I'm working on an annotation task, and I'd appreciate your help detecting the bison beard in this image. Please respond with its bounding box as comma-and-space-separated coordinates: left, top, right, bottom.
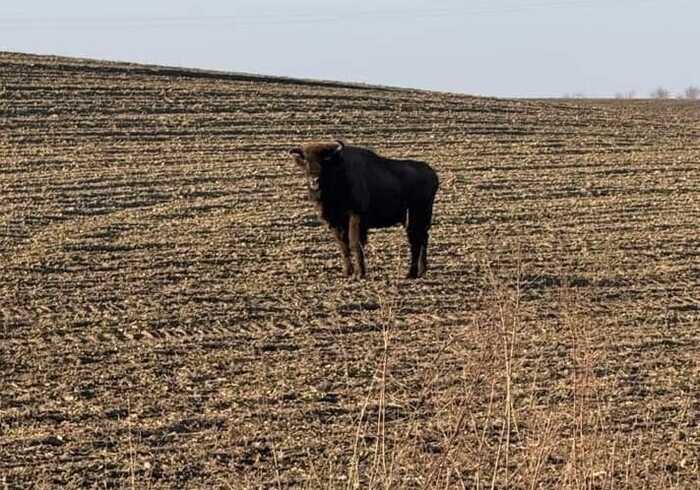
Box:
290, 140, 439, 279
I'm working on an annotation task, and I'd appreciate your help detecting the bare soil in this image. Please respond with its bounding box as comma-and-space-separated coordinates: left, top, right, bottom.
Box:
1, 52, 698, 489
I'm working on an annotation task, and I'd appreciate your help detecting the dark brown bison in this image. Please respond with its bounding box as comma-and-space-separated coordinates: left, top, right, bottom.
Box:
290, 140, 438, 278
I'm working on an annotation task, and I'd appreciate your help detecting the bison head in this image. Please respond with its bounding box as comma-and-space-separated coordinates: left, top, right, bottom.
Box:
289, 140, 344, 201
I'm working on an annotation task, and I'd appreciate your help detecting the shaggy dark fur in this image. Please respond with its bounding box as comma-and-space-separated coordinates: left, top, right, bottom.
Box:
290, 140, 439, 278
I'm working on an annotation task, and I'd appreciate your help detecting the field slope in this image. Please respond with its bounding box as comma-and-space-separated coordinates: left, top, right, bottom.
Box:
1, 52, 699, 488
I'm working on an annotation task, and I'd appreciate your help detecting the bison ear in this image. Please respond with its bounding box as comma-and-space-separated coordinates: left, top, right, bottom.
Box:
289, 147, 306, 167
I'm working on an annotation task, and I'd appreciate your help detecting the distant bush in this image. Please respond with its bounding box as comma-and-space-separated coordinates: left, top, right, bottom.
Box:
683, 85, 700, 100
650, 86, 671, 99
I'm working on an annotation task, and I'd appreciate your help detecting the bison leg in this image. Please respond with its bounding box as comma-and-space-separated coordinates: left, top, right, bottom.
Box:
348, 214, 366, 278
406, 207, 432, 279
418, 233, 429, 277
407, 228, 428, 279
331, 227, 353, 276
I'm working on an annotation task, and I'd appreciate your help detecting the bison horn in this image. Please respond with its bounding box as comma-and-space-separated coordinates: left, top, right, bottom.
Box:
333, 139, 345, 152
289, 147, 304, 158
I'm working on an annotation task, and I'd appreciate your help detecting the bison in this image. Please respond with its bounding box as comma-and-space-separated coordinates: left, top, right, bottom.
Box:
290, 140, 438, 279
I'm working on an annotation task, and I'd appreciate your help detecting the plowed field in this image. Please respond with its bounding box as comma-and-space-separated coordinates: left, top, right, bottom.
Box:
1, 52, 699, 489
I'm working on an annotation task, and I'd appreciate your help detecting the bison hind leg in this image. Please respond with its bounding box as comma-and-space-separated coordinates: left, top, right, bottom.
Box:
406, 226, 428, 279
406, 204, 433, 279
417, 239, 429, 277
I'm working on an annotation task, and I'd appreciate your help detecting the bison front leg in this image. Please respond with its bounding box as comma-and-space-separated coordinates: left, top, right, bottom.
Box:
331, 227, 353, 277
348, 214, 366, 278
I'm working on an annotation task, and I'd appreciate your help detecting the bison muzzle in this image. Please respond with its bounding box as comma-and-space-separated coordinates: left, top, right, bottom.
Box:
290, 140, 439, 279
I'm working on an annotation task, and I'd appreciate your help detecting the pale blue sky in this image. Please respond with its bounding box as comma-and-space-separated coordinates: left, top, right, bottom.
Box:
1, 0, 698, 97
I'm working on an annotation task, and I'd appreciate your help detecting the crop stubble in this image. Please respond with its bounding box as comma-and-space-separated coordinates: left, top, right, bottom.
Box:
1, 53, 699, 488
